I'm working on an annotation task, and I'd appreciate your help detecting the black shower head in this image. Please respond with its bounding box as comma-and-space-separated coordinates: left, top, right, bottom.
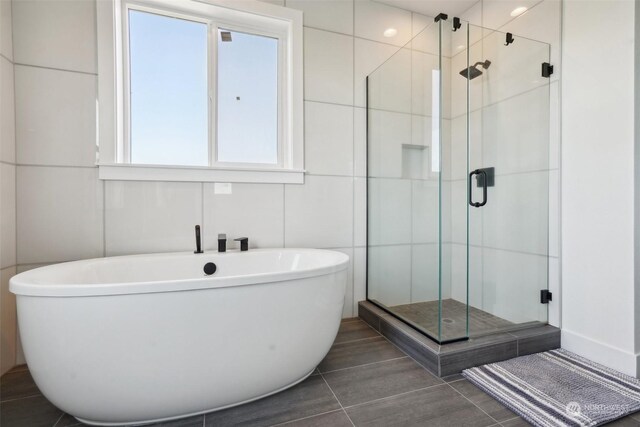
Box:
459, 60, 492, 80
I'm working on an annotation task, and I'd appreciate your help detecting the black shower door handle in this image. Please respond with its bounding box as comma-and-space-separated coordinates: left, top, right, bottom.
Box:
469, 169, 487, 208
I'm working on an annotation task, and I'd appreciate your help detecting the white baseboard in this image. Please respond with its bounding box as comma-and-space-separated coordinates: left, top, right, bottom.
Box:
561, 329, 638, 377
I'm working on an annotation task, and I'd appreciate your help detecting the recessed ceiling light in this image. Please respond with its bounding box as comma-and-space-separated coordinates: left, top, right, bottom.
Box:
510, 6, 528, 17
457, 45, 465, 50
383, 28, 398, 38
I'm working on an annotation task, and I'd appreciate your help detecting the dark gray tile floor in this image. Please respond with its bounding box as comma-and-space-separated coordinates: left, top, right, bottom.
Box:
1, 317, 639, 427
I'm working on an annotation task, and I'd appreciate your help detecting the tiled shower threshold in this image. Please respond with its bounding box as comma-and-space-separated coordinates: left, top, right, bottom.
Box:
359, 301, 561, 377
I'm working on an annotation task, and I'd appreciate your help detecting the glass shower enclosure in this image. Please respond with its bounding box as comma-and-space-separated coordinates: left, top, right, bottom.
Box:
366, 17, 551, 344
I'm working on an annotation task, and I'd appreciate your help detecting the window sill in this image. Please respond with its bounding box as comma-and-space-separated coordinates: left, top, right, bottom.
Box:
98, 164, 305, 184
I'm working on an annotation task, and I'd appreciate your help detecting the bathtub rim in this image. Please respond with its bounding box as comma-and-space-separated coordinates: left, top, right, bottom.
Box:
10, 248, 349, 298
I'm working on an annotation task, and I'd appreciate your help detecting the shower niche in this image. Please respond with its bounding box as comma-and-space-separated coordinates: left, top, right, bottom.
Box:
366, 16, 551, 344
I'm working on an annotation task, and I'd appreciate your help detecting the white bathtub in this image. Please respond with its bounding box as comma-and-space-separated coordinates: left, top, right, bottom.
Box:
10, 248, 349, 426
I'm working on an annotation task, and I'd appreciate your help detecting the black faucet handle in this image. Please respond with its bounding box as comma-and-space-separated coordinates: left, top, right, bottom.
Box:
194, 225, 203, 254
234, 237, 249, 251
218, 233, 227, 253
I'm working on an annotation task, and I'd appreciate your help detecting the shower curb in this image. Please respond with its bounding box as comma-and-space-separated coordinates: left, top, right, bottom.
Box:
358, 301, 561, 377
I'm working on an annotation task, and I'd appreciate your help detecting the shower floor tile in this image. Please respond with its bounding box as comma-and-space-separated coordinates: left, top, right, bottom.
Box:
1, 318, 633, 427
390, 298, 514, 341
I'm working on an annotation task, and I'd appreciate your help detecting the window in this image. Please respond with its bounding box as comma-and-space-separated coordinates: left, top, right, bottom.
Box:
97, 0, 304, 183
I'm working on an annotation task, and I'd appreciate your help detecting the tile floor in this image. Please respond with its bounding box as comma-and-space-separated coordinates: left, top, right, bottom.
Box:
1, 318, 639, 427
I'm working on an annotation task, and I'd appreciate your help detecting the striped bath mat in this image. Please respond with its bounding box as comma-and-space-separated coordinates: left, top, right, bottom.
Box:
463, 349, 640, 427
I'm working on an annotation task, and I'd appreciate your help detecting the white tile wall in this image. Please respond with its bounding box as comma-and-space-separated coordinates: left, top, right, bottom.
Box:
354, 0, 412, 47
335, 247, 354, 317
0, 0, 12, 60
12, 0, 97, 73
368, 178, 412, 246
284, 175, 353, 248
411, 243, 439, 302
368, 244, 411, 306
1, 56, 15, 164
1, 164, 16, 268
287, 0, 353, 34
354, 38, 401, 108
17, 167, 103, 264
1, 266, 17, 375
304, 101, 354, 176
15, 65, 97, 167
105, 181, 201, 256
304, 27, 353, 105
203, 183, 284, 250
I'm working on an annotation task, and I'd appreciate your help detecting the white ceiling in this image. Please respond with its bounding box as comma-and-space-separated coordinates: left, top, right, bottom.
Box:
374, 0, 479, 18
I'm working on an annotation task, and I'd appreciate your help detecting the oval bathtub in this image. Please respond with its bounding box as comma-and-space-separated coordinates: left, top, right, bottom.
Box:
10, 248, 349, 426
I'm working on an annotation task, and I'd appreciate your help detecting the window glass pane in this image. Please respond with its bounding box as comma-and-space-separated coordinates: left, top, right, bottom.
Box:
129, 10, 208, 166
217, 29, 278, 164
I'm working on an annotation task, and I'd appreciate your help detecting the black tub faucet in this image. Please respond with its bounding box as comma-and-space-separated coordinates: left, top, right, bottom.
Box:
235, 237, 249, 251
218, 234, 227, 253
194, 225, 203, 254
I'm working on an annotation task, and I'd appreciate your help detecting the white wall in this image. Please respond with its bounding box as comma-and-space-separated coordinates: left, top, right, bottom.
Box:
0, 0, 17, 376
562, 0, 637, 376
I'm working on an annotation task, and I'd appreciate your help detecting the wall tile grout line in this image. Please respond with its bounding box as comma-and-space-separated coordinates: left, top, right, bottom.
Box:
13, 62, 97, 76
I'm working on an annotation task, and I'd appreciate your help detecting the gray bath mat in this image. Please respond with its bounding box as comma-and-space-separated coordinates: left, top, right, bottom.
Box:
462, 349, 640, 427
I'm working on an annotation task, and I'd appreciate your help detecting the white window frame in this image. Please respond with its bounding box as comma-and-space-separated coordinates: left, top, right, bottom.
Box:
97, 0, 304, 184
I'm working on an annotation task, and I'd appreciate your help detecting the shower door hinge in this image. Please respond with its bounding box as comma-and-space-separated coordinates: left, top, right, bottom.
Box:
540, 290, 553, 304
542, 62, 554, 78
434, 12, 448, 22
452, 17, 461, 31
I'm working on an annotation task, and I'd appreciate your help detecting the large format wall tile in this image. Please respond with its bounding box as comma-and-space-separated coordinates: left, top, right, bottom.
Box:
1, 56, 15, 164
284, 175, 353, 248
105, 181, 201, 256
304, 28, 353, 105
354, 38, 402, 108
17, 166, 103, 264
367, 245, 411, 306
12, 0, 97, 73
368, 178, 412, 246
203, 183, 284, 250
287, 0, 353, 35
304, 102, 354, 176
0, 0, 12, 60
355, 1, 412, 47
15, 65, 97, 167
1, 164, 16, 268
1, 266, 17, 375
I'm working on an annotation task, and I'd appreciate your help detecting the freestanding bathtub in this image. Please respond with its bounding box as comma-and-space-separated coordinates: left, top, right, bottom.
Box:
10, 248, 349, 426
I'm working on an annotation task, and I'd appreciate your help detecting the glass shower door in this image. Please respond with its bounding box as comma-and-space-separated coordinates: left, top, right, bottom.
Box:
464, 25, 551, 334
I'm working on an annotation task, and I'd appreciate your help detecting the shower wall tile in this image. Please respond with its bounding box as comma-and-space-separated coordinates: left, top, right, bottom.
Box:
354, 177, 366, 247
335, 247, 355, 318
1, 56, 15, 164
481, 0, 541, 35
1, 164, 16, 269
368, 245, 411, 306
284, 175, 353, 249
17, 166, 103, 264
0, 0, 12, 60
481, 85, 550, 175
1, 266, 17, 375
354, 1, 412, 47
411, 244, 439, 302
287, 0, 353, 35
354, 38, 402, 108
12, 0, 97, 73
366, 47, 412, 114
15, 65, 97, 167
411, 179, 438, 244
368, 110, 411, 179
368, 178, 412, 246
304, 101, 354, 176
411, 16, 438, 55
304, 28, 354, 105
105, 181, 201, 256
203, 183, 284, 250
481, 172, 549, 256
354, 107, 367, 177
410, 50, 438, 117
353, 247, 366, 313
